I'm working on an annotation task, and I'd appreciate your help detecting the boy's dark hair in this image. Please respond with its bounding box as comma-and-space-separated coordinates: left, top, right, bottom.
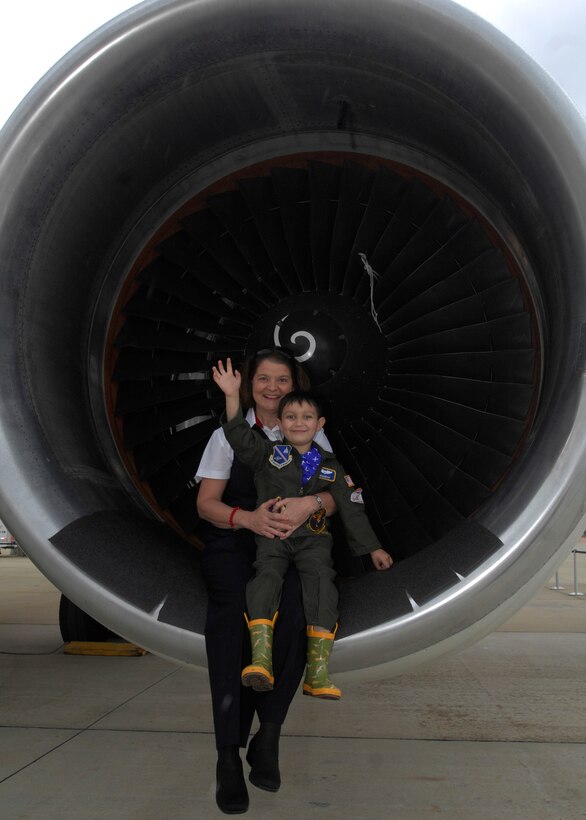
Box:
277, 390, 324, 419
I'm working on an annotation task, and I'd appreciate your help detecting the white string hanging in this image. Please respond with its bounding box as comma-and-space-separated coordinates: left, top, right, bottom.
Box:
358, 252, 382, 332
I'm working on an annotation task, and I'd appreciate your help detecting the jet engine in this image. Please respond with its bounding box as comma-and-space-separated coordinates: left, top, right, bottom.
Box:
1, 0, 586, 679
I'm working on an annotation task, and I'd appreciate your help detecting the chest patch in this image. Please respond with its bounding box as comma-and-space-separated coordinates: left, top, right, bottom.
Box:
269, 444, 293, 469
319, 467, 336, 482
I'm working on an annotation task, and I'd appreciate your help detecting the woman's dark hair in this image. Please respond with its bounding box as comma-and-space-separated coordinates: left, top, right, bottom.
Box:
239, 347, 311, 408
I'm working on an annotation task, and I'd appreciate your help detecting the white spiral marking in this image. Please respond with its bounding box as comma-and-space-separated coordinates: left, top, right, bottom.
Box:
290, 331, 316, 362
273, 317, 317, 363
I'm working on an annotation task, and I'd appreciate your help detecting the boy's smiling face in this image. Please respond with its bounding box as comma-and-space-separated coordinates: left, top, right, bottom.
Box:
278, 400, 325, 452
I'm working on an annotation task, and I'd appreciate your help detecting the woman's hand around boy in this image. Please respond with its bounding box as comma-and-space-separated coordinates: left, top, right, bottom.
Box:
239, 499, 292, 538
243, 496, 318, 539
370, 549, 393, 570
273, 495, 322, 538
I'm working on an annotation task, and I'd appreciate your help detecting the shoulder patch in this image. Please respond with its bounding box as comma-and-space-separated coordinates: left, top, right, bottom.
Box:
319, 467, 336, 482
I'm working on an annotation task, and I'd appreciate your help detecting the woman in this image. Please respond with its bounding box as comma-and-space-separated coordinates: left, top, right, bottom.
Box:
196, 348, 335, 814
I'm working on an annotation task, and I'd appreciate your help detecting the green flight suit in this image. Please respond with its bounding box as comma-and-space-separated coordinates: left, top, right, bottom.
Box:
223, 409, 382, 630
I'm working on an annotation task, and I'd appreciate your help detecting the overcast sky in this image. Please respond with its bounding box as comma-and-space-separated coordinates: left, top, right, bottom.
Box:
0, 0, 584, 131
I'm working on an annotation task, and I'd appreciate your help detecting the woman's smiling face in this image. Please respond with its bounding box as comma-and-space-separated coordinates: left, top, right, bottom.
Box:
251, 358, 294, 419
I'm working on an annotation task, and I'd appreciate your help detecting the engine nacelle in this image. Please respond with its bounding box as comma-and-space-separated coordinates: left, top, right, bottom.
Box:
1, 0, 586, 679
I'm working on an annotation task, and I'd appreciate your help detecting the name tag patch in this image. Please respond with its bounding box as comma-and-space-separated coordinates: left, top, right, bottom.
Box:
269, 444, 292, 469
319, 467, 336, 482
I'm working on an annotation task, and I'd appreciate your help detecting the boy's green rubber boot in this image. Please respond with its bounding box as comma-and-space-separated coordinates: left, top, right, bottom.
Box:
302, 625, 342, 699
241, 613, 277, 692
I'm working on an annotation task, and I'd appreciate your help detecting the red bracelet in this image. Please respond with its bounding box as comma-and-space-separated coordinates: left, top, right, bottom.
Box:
229, 506, 241, 528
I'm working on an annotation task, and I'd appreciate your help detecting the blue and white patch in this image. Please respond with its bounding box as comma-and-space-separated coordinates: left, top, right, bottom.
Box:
319, 467, 336, 482
269, 444, 293, 469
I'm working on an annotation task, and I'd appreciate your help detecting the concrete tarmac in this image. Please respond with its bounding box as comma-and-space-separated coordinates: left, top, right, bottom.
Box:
1, 550, 585, 819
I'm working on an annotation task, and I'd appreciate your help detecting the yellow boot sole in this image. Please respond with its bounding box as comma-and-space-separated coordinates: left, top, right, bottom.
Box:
302, 682, 341, 699
242, 664, 274, 691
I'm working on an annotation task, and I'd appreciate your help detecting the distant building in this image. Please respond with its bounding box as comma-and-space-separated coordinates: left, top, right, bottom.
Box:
0, 519, 16, 545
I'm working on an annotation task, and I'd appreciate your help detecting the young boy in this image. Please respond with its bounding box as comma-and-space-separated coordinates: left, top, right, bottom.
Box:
212, 358, 393, 700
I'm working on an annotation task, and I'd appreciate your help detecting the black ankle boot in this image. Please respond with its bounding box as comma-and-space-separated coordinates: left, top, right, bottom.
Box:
246, 722, 281, 792
216, 745, 249, 814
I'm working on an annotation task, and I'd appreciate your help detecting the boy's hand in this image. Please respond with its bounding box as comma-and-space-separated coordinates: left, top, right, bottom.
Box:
370, 549, 393, 571
212, 358, 241, 397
